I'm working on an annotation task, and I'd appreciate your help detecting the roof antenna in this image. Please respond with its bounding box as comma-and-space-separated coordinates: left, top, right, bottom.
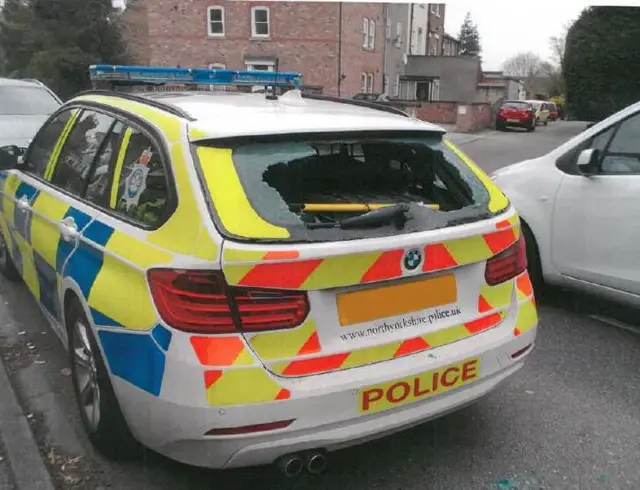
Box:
266, 60, 279, 101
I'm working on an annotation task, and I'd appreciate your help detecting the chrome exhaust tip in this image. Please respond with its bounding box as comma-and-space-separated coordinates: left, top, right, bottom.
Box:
276, 454, 304, 478
306, 451, 328, 475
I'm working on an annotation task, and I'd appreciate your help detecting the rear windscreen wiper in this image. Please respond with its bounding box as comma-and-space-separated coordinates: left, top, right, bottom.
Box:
305, 203, 411, 230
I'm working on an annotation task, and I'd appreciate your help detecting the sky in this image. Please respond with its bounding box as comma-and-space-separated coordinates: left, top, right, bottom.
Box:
443, 0, 637, 71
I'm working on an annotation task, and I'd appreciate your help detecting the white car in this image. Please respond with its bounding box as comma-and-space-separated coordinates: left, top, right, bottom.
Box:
492, 101, 640, 309
0, 64, 538, 475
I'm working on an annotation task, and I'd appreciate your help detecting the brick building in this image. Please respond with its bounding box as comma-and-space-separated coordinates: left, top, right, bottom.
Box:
121, 0, 384, 97
425, 3, 445, 56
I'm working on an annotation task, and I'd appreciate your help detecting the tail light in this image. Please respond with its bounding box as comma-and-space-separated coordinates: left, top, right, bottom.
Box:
485, 236, 527, 286
148, 269, 309, 334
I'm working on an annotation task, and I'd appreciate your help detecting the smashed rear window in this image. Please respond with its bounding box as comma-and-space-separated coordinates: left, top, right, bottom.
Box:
194, 131, 494, 243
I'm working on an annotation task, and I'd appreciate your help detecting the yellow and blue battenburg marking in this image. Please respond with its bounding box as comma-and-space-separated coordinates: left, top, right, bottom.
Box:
1, 180, 176, 397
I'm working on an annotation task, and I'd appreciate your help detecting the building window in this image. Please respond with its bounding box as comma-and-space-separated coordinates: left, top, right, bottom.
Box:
384, 75, 389, 95
361, 73, 367, 93
362, 18, 369, 48
430, 4, 436, 14
396, 22, 402, 47
394, 73, 400, 97
207, 6, 225, 37
208, 63, 226, 70
251, 6, 270, 38
245, 62, 274, 72
435, 4, 441, 17
386, 19, 391, 40
368, 20, 375, 50
366, 73, 374, 93
417, 27, 423, 55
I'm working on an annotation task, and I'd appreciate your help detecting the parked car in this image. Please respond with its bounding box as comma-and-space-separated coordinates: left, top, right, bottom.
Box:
0, 64, 538, 474
547, 102, 559, 121
526, 100, 550, 126
0, 78, 62, 148
491, 100, 640, 309
495, 101, 536, 132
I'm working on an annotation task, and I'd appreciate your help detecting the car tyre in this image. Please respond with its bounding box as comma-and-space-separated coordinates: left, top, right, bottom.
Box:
521, 223, 544, 294
527, 121, 535, 132
67, 300, 143, 461
0, 228, 21, 282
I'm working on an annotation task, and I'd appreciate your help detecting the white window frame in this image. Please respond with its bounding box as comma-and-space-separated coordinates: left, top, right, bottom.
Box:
430, 4, 436, 14
251, 6, 270, 38
366, 73, 374, 93
362, 18, 369, 48
208, 62, 226, 70
361, 73, 367, 93
245, 60, 275, 72
384, 75, 390, 95
435, 4, 441, 17
396, 22, 402, 47
386, 19, 391, 40
394, 73, 400, 97
207, 6, 225, 37
368, 20, 376, 50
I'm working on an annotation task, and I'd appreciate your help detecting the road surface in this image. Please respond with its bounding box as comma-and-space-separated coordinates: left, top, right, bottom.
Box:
1, 121, 638, 490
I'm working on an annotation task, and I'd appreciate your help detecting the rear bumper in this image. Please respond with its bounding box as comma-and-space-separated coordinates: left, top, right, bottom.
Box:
499, 118, 533, 128
112, 314, 537, 469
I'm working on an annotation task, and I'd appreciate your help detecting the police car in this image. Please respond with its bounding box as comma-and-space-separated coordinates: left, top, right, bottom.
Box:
0, 65, 538, 475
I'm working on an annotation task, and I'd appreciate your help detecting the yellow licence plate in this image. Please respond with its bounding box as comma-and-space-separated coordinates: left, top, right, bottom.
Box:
358, 357, 481, 414
337, 275, 457, 327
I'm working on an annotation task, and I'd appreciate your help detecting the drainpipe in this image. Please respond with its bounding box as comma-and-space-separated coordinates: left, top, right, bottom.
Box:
409, 4, 414, 55
381, 3, 387, 93
337, 2, 343, 97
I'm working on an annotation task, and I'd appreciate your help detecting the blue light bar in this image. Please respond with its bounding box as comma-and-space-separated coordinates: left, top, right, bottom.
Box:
89, 64, 302, 89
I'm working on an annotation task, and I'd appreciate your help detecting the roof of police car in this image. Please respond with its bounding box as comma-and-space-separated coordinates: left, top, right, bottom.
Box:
93, 90, 445, 138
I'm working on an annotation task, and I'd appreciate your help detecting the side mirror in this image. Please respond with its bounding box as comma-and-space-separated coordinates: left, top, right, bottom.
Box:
577, 148, 600, 176
0, 145, 24, 170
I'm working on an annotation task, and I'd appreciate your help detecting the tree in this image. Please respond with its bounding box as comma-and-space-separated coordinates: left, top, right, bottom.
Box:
458, 12, 481, 56
0, 0, 131, 100
502, 52, 544, 78
549, 30, 568, 68
564, 6, 640, 121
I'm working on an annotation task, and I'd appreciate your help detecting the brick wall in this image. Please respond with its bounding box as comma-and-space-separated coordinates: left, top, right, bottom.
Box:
416, 102, 457, 124
120, 0, 150, 64
415, 101, 492, 132
454, 103, 492, 133
126, 0, 384, 97
426, 3, 445, 55
339, 2, 384, 96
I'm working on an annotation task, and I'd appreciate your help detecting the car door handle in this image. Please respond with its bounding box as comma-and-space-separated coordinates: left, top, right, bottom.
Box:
58, 217, 79, 242
16, 196, 30, 211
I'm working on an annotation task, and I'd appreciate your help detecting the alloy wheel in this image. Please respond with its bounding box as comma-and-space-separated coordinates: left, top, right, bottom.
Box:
72, 320, 101, 432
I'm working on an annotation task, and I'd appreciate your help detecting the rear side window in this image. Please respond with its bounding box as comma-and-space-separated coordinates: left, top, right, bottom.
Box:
195, 132, 494, 243
111, 128, 170, 227
51, 110, 116, 196
85, 121, 126, 206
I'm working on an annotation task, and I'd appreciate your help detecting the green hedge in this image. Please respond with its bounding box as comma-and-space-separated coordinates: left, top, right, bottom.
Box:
565, 7, 640, 121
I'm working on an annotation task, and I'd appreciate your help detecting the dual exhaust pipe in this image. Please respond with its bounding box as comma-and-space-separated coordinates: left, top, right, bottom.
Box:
276, 450, 327, 477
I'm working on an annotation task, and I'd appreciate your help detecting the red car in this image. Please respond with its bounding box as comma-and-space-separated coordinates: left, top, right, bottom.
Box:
548, 102, 559, 121
495, 101, 536, 132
